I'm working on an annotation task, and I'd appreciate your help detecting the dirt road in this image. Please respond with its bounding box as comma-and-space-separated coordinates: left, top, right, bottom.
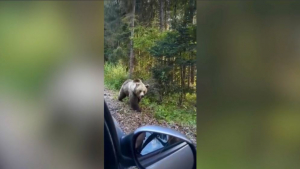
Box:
104, 88, 197, 145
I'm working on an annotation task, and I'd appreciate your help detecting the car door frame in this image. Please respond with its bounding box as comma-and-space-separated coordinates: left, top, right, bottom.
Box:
104, 101, 136, 169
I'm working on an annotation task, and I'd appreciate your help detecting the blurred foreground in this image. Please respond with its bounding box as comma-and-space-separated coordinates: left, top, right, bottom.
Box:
198, 1, 300, 169
0, 1, 104, 169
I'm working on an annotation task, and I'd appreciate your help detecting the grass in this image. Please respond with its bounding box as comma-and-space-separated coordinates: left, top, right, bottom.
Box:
104, 61, 128, 90
141, 97, 196, 127
104, 62, 196, 127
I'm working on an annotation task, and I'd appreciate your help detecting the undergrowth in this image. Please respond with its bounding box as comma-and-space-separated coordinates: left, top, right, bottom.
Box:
104, 62, 127, 90
141, 97, 196, 127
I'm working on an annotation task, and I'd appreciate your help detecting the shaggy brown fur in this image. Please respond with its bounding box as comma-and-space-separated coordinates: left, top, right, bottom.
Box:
118, 79, 149, 112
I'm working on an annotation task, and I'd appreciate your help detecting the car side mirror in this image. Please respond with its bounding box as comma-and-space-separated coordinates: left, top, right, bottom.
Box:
130, 126, 196, 169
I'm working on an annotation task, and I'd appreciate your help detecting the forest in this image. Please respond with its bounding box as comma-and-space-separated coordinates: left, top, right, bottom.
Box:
104, 0, 197, 127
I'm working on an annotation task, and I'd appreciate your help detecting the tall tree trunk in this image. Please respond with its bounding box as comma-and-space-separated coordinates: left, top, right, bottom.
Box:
174, 3, 177, 25
165, 0, 171, 30
179, 65, 185, 106
129, 0, 136, 78
182, 0, 196, 26
182, 65, 186, 88
159, 0, 165, 32
164, 0, 167, 30
183, 65, 186, 102
168, 57, 173, 82
188, 64, 191, 87
188, 0, 196, 24
173, 57, 176, 82
138, 50, 141, 72
191, 63, 195, 85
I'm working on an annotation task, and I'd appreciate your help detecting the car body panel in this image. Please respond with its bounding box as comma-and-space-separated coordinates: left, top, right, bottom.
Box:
105, 101, 196, 169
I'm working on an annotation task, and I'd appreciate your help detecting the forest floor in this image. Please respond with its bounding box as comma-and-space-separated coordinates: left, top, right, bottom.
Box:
104, 87, 197, 146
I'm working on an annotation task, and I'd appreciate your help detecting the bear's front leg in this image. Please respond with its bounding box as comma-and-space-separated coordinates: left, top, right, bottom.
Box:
133, 104, 141, 112
129, 93, 141, 112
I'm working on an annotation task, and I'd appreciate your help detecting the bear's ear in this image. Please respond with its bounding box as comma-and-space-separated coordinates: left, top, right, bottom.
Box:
145, 84, 149, 88
133, 79, 141, 83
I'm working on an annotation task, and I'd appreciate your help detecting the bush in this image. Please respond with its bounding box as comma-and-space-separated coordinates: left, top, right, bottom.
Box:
104, 62, 128, 90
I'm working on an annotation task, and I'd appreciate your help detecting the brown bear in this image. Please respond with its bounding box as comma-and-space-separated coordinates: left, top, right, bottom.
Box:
118, 79, 149, 112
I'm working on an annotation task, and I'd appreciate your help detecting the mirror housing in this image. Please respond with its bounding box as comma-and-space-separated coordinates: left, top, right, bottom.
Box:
130, 125, 196, 169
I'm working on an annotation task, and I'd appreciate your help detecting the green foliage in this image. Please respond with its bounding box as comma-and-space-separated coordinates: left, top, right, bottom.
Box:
151, 65, 176, 99
133, 25, 162, 51
104, 1, 130, 64
104, 0, 197, 126
149, 31, 180, 58
104, 62, 128, 90
148, 23, 196, 104
141, 97, 196, 126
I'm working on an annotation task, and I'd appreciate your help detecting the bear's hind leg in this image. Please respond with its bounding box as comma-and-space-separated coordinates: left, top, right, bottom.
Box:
118, 90, 126, 101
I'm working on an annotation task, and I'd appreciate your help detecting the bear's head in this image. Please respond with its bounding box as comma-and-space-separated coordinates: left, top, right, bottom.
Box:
133, 79, 149, 99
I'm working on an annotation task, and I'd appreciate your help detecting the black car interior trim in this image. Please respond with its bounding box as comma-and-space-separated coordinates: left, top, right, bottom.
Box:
105, 101, 136, 168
